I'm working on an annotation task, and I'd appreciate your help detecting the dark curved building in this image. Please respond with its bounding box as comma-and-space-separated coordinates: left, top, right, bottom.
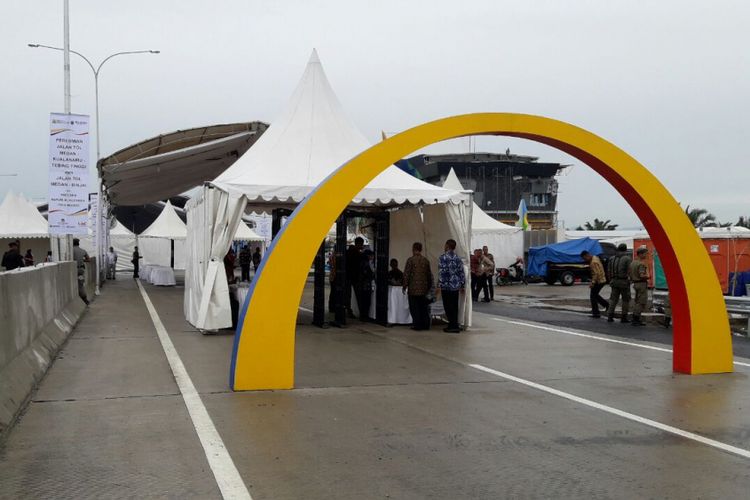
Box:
400, 152, 567, 230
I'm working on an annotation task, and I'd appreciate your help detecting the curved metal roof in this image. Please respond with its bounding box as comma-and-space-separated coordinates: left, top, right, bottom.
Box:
99, 122, 268, 206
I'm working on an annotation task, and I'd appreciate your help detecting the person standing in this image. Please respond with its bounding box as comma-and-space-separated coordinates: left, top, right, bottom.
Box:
239, 245, 252, 281
2, 241, 25, 270
388, 258, 404, 286
470, 249, 482, 302
72, 238, 90, 305
403, 242, 433, 330
131, 246, 142, 279
581, 250, 608, 318
629, 246, 651, 326
106, 246, 117, 280
252, 247, 262, 273
23, 249, 34, 267
224, 248, 236, 284
345, 237, 365, 317
479, 248, 495, 302
357, 249, 376, 321
438, 239, 466, 333
45, 250, 54, 263
606, 243, 632, 323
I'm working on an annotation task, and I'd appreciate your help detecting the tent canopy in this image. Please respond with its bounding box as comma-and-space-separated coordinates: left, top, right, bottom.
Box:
212, 50, 463, 208
99, 122, 268, 206
233, 222, 264, 241
110, 218, 135, 237
140, 200, 187, 239
527, 237, 603, 277
0, 191, 49, 238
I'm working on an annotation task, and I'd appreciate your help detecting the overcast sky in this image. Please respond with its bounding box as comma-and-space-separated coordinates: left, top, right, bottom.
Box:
2, 0, 748, 228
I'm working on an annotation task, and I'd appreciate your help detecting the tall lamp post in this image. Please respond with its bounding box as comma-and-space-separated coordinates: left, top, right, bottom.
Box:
28, 43, 159, 294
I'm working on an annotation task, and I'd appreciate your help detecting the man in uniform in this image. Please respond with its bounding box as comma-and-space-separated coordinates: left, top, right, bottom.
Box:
606, 243, 632, 323
581, 250, 608, 318
629, 246, 651, 326
72, 238, 90, 305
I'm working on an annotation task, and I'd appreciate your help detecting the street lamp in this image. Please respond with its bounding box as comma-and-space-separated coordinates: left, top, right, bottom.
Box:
28, 43, 159, 294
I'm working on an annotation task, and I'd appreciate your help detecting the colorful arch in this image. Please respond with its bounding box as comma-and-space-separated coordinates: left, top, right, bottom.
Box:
230, 113, 733, 391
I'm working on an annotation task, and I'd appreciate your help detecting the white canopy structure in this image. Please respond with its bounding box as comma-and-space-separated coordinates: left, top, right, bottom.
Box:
0, 192, 51, 266
442, 169, 524, 266
0, 192, 49, 238
185, 50, 471, 330
233, 222, 264, 242
138, 201, 188, 269
140, 201, 187, 240
80, 219, 138, 272
212, 49, 463, 208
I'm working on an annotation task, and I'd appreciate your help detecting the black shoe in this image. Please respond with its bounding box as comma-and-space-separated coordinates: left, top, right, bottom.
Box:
631, 320, 644, 326
482, 298, 491, 303
607, 316, 614, 323
621, 318, 630, 324
590, 314, 601, 318
443, 327, 460, 333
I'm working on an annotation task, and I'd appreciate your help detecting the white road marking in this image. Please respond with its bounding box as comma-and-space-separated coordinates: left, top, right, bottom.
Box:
469, 363, 750, 460
136, 281, 252, 500
491, 317, 750, 368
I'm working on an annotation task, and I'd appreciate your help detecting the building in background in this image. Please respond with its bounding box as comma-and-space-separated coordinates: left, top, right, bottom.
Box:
400, 152, 567, 230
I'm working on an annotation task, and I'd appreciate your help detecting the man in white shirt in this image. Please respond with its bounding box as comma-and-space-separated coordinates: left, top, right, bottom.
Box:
107, 246, 118, 280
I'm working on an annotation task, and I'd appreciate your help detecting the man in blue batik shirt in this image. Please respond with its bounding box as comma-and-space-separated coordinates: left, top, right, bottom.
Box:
438, 239, 466, 333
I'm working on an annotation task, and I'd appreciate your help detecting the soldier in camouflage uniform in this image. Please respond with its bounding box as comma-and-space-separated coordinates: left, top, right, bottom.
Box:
629, 246, 651, 326
607, 243, 632, 323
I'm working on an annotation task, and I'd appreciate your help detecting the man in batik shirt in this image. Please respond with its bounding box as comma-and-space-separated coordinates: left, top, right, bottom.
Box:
438, 239, 466, 333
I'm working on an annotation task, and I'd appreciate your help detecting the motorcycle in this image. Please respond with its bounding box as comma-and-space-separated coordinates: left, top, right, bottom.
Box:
496, 262, 527, 286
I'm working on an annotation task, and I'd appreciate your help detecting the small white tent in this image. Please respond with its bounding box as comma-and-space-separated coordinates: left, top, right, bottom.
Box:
0, 192, 50, 266
139, 201, 188, 269
233, 221, 264, 242
442, 169, 524, 267
79, 218, 137, 272
185, 50, 471, 330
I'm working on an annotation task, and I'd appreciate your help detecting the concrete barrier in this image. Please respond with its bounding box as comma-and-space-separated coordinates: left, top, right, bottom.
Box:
0, 262, 86, 433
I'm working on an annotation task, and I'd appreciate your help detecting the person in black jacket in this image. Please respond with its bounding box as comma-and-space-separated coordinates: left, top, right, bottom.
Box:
131, 247, 143, 279
345, 237, 365, 317
1, 241, 25, 271
357, 249, 375, 321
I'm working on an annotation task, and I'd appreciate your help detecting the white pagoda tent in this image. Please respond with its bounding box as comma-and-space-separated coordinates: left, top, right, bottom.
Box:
185, 50, 471, 330
0, 192, 50, 265
139, 200, 188, 269
442, 169, 524, 266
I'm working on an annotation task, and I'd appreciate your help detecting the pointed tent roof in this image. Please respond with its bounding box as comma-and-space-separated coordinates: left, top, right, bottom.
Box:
233, 221, 264, 241
110, 218, 135, 238
213, 50, 463, 206
0, 191, 49, 238
140, 201, 187, 239
443, 169, 520, 234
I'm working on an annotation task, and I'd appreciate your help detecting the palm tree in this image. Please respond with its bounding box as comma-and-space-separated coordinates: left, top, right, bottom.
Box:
684, 205, 717, 228
737, 216, 750, 229
580, 218, 619, 231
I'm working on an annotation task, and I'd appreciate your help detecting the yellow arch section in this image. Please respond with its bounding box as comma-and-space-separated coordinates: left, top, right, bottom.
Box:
230, 113, 733, 390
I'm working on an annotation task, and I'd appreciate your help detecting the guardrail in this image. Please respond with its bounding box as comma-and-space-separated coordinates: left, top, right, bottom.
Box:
653, 290, 750, 332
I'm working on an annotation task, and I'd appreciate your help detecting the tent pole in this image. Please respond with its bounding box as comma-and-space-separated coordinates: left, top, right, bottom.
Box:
375, 212, 390, 326
170, 238, 174, 269
332, 214, 347, 326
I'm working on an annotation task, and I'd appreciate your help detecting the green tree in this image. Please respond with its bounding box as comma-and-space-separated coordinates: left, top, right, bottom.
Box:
580, 218, 619, 231
684, 205, 717, 228
737, 216, 750, 229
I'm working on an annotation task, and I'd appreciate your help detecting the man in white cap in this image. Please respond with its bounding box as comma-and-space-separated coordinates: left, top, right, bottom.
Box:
629, 246, 651, 326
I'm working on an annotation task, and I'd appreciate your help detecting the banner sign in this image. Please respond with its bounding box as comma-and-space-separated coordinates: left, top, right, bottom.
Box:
48, 113, 90, 234
247, 214, 273, 242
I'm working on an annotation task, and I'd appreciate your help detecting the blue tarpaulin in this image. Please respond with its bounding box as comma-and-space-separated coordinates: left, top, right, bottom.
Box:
729, 272, 750, 296
527, 238, 604, 277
